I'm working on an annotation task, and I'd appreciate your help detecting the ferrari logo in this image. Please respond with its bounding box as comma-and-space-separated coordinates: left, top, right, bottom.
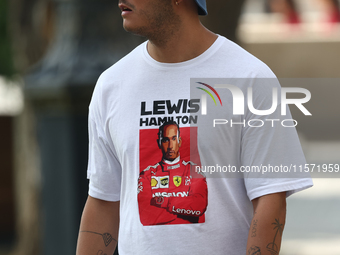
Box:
173, 176, 182, 187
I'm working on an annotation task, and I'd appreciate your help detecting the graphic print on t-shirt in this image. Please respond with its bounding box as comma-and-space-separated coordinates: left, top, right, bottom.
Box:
138, 118, 208, 226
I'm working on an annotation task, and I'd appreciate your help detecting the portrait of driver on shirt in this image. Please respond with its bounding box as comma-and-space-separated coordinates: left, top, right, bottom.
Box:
138, 121, 208, 226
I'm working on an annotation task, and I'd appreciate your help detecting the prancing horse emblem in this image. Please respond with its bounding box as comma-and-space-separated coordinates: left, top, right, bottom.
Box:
173, 176, 182, 187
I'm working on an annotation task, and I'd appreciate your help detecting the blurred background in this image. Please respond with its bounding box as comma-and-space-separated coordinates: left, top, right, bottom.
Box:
0, 0, 339, 254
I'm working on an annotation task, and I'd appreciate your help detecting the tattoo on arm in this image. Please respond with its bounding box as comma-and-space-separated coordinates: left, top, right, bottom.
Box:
266, 218, 283, 255
251, 219, 258, 237
248, 245, 261, 255
80, 231, 117, 247
97, 251, 107, 255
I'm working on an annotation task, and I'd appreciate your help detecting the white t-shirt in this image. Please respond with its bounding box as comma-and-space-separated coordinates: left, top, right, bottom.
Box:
87, 35, 312, 255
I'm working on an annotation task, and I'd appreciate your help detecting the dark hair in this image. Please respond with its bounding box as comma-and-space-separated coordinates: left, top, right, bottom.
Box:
158, 121, 180, 141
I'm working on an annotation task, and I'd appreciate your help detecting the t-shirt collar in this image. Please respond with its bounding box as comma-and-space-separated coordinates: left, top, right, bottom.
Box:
163, 155, 180, 165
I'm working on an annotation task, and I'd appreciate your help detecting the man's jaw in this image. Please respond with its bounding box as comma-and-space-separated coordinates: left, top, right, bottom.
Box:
166, 150, 176, 159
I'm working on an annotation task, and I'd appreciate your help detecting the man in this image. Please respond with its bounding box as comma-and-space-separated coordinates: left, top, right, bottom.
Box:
138, 121, 208, 225
77, 1, 312, 254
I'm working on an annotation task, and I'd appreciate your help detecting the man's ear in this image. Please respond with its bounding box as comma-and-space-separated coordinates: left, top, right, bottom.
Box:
178, 137, 182, 147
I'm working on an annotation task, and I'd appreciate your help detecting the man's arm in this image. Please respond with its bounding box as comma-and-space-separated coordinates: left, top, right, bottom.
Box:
76, 196, 119, 255
246, 192, 286, 255
166, 175, 208, 216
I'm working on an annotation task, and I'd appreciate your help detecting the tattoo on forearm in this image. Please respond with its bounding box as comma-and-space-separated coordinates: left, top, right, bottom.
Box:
266, 218, 283, 255
251, 219, 258, 237
248, 245, 261, 255
80, 231, 116, 247
97, 250, 107, 255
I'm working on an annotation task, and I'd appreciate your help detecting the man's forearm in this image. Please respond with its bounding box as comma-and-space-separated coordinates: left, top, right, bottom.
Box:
76, 196, 119, 255
246, 192, 286, 255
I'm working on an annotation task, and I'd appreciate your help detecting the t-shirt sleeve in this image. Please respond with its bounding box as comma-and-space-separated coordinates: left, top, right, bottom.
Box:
241, 78, 313, 201
87, 81, 122, 202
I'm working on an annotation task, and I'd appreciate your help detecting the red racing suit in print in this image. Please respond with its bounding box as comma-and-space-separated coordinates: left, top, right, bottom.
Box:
138, 157, 208, 226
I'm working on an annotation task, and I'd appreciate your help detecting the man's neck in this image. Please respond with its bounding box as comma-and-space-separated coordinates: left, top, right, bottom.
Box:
163, 156, 180, 165
147, 20, 217, 63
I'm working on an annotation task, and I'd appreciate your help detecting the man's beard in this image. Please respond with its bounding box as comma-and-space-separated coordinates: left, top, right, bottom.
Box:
124, 1, 181, 46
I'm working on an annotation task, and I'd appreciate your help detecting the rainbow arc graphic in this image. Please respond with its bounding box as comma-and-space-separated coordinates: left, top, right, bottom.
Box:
196, 82, 223, 106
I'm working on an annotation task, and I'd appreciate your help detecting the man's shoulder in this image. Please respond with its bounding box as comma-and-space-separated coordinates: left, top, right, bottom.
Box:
98, 41, 147, 82
216, 36, 276, 78
141, 162, 161, 175
181, 159, 196, 167
90, 41, 146, 101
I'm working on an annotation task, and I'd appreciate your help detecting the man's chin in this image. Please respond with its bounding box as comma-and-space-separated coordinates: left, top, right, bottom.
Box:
122, 23, 133, 33
123, 22, 145, 37
164, 156, 176, 162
